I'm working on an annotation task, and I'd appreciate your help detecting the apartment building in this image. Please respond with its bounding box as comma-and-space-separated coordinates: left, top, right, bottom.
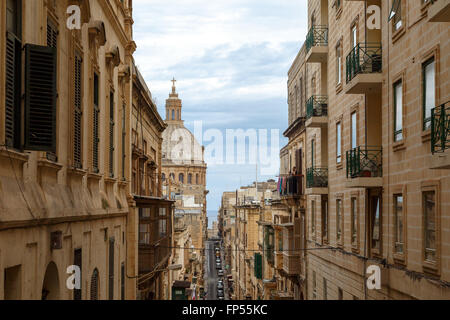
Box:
0, 0, 134, 299
131, 66, 174, 300
285, 0, 450, 300
218, 191, 237, 278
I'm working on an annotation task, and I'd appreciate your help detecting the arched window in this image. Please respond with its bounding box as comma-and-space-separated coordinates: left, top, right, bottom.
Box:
90, 269, 99, 300
188, 174, 192, 184
161, 173, 166, 181
172, 109, 175, 120
179, 173, 184, 183
170, 173, 175, 181
196, 174, 199, 184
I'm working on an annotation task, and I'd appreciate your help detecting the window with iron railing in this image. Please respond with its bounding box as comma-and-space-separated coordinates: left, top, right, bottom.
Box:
431, 103, 449, 154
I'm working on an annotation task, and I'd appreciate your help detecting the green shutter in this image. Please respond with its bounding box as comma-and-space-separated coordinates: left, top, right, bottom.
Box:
4, 32, 19, 148
24, 44, 57, 152
109, 92, 115, 177
73, 54, 82, 168
93, 73, 99, 173
254, 253, 262, 280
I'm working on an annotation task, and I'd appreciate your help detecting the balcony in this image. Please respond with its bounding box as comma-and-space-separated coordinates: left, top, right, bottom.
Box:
279, 175, 303, 199
345, 43, 382, 94
282, 225, 300, 276
306, 167, 328, 195
430, 103, 450, 169
346, 146, 383, 188
428, 0, 450, 22
305, 25, 328, 63
274, 251, 283, 271
306, 96, 328, 128
271, 291, 294, 300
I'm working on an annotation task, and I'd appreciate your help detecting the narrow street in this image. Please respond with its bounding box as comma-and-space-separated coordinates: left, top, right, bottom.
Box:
205, 240, 218, 300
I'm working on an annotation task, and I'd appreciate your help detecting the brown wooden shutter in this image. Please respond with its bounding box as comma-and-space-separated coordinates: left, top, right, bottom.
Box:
73, 53, 82, 168
90, 269, 99, 300
93, 73, 99, 173
108, 238, 115, 300
74, 249, 82, 300
109, 92, 115, 177
24, 44, 57, 152
5, 32, 19, 147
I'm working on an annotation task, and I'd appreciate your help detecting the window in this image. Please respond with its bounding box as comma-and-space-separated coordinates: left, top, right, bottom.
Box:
172, 109, 175, 120
338, 287, 343, 300
351, 24, 357, 49
394, 80, 403, 141
423, 191, 436, 262
423, 58, 435, 130
90, 269, 99, 300
93, 73, 100, 173
162, 173, 166, 181
196, 174, 199, 184
109, 91, 115, 177
322, 197, 328, 242
170, 173, 175, 181
73, 52, 83, 168
311, 200, 316, 236
351, 197, 358, 245
336, 199, 342, 242
4, 265, 21, 300
336, 122, 342, 163
394, 195, 404, 254
336, 44, 342, 85
159, 207, 167, 237
179, 173, 184, 183
139, 223, 150, 245
121, 104, 126, 180
371, 196, 381, 252
188, 173, 192, 184
311, 139, 315, 168
323, 278, 327, 300
351, 112, 357, 149
391, 0, 402, 31
312, 271, 317, 299
108, 238, 115, 300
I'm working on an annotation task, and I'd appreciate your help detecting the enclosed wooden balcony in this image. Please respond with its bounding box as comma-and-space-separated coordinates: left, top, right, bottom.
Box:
305, 26, 328, 63
346, 146, 383, 188
345, 43, 382, 94
430, 103, 450, 169
306, 96, 328, 128
274, 251, 283, 270
281, 224, 301, 276
428, 0, 450, 22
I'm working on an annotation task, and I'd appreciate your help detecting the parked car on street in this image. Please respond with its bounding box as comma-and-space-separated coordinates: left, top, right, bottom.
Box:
217, 282, 224, 290
218, 270, 224, 276
216, 263, 221, 269
217, 289, 224, 297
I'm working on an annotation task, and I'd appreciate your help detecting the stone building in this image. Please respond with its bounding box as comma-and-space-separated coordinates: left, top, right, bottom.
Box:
161, 80, 208, 299
283, 0, 450, 300
0, 0, 134, 300
130, 66, 174, 300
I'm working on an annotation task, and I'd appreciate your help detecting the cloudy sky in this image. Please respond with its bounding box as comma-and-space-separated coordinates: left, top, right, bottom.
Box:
133, 0, 308, 224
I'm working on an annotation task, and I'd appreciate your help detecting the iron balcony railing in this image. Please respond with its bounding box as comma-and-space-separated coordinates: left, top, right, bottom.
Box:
346, 43, 382, 83
279, 175, 303, 197
306, 95, 328, 120
306, 167, 328, 188
431, 102, 450, 154
305, 25, 328, 53
346, 146, 383, 179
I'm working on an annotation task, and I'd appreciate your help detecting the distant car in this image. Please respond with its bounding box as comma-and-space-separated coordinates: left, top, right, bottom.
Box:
217, 283, 224, 290
218, 296, 225, 300
216, 258, 221, 263
216, 263, 221, 269
217, 289, 224, 297
217, 279, 224, 285
218, 270, 224, 276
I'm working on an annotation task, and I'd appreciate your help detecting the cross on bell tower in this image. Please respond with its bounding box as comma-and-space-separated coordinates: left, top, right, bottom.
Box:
166, 78, 183, 123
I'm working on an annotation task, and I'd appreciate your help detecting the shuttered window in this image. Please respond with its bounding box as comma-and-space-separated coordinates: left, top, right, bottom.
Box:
5, 0, 21, 148
24, 44, 57, 152
90, 269, 99, 300
108, 238, 115, 300
109, 92, 115, 177
93, 73, 100, 173
46, 19, 58, 161
121, 263, 125, 300
254, 253, 262, 280
73, 53, 82, 167
122, 103, 126, 180
74, 249, 82, 300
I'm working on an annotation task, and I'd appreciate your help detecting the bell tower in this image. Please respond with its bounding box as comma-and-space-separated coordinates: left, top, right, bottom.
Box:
165, 78, 183, 124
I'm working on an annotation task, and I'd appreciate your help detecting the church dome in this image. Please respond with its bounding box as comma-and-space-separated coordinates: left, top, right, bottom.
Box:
161, 79, 204, 166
